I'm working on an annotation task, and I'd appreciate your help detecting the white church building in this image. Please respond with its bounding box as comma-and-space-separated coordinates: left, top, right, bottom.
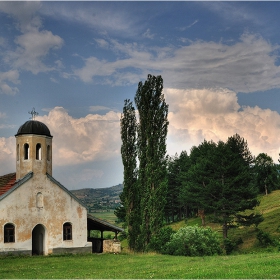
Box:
0, 112, 123, 255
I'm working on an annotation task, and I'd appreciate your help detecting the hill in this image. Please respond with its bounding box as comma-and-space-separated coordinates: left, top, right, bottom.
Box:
168, 189, 280, 253
71, 184, 123, 214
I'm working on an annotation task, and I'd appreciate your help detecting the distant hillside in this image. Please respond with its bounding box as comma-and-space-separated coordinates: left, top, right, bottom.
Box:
169, 189, 280, 254
71, 184, 123, 213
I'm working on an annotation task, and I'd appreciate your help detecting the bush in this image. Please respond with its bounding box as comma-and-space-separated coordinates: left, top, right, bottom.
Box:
148, 227, 175, 253
223, 238, 236, 255
164, 225, 222, 256
256, 229, 274, 246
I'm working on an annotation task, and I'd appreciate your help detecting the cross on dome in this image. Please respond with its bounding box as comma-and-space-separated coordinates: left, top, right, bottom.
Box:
28, 108, 39, 120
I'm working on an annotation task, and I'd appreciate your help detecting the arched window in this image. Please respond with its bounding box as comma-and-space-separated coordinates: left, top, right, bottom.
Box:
36, 192, 43, 208
63, 223, 72, 240
47, 145, 51, 161
24, 143, 29, 160
36, 143, 41, 160
17, 144, 19, 161
4, 223, 15, 243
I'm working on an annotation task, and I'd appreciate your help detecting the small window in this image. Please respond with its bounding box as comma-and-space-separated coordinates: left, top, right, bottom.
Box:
17, 144, 19, 161
63, 223, 72, 240
24, 143, 29, 160
47, 145, 51, 161
36, 143, 41, 160
4, 223, 15, 243
36, 192, 43, 208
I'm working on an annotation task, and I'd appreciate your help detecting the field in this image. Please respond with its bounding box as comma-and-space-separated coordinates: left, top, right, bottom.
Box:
92, 210, 117, 225
2, 191, 280, 279
1, 252, 280, 278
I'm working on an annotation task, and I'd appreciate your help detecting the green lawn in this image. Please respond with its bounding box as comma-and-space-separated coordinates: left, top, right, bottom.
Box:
1, 252, 280, 278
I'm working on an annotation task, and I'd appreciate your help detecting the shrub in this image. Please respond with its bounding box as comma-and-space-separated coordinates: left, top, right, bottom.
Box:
256, 229, 274, 246
223, 238, 236, 255
148, 227, 175, 253
165, 225, 222, 256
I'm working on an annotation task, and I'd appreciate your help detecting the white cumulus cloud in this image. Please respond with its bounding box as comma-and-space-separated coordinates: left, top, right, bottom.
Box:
37, 107, 121, 166
165, 88, 280, 162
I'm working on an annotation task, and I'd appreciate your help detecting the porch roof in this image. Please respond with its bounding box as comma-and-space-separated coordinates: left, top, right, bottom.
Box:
87, 213, 124, 233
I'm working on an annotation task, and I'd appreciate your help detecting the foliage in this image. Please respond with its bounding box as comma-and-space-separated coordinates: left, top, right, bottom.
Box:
256, 229, 275, 247
114, 205, 126, 223
148, 226, 175, 253
223, 237, 243, 255
179, 134, 261, 238
120, 99, 140, 250
164, 225, 222, 256
223, 238, 236, 255
254, 153, 279, 195
165, 151, 191, 222
135, 74, 169, 250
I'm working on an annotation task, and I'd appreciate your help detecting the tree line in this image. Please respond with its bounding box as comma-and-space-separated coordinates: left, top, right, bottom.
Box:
117, 74, 280, 251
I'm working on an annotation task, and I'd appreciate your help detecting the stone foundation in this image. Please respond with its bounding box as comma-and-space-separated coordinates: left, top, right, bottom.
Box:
103, 239, 121, 253
52, 246, 92, 255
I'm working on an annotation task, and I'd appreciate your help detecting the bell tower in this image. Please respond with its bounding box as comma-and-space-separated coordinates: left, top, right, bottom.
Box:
15, 109, 53, 180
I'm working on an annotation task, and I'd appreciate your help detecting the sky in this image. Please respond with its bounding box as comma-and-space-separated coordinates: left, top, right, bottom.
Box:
1, 1, 280, 190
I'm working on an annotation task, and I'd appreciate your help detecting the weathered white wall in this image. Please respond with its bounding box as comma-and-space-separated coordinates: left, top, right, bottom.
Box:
0, 175, 91, 255
16, 134, 52, 180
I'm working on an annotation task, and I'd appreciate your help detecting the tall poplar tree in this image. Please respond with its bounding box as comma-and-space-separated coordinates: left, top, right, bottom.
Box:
135, 74, 169, 249
120, 99, 140, 250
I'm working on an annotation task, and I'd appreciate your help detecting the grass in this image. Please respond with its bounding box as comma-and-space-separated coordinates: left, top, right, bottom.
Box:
2, 191, 280, 279
1, 252, 280, 279
91, 210, 119, 225
166, 190, 280, 253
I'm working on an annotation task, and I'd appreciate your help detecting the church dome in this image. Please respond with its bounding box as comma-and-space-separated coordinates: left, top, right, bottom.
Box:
15, 120, 52, 137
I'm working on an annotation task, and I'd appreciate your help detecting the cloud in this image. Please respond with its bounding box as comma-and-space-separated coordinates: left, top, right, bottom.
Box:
0, 107, 123, 188
165, 88, 280, 162
40, 2, 140, 37
0, 112, 6, 119
0, 1, 42, 32
143, 28, 155, 39
89, 106, 112, 113
38, 107, 121, 166
94, 39, 109, 49
72, 33, 280, 93
0, 70, 20, 95
178, 20, 199, 31
0, 2, 64, 75
0, 136, 15, 175
1, 98, 280, 187
6, 30, 63, 74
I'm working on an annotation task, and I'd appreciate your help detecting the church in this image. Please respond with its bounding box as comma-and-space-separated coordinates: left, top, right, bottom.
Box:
0, 111, 123, 255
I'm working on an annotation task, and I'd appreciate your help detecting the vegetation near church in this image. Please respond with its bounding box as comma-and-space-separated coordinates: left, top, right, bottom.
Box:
120, 76, 280, 255
120, 74, 169, 251
179, 134, 262, 239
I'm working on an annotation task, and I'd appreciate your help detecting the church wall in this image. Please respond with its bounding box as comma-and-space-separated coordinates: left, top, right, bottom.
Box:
0, 176, 91, 255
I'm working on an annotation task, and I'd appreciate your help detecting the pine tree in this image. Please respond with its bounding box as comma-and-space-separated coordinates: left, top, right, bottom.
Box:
254, 153, 279, 195
180, 135, 261, 238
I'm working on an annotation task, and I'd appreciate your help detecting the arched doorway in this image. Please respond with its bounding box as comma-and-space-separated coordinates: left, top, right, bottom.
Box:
32, 224, 45, 255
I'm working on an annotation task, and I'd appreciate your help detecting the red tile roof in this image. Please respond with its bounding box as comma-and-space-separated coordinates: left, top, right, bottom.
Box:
0, 173, 16, 196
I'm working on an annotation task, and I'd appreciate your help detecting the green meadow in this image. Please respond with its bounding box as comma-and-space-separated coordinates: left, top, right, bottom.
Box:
1, 190, 280, 279
1, 252, 280, 279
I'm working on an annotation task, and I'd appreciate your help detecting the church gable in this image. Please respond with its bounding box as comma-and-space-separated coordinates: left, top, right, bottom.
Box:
0, 172, 33, 200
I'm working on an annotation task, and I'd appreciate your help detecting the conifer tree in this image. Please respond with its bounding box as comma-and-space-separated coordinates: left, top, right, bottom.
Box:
180, 134, 261, 238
